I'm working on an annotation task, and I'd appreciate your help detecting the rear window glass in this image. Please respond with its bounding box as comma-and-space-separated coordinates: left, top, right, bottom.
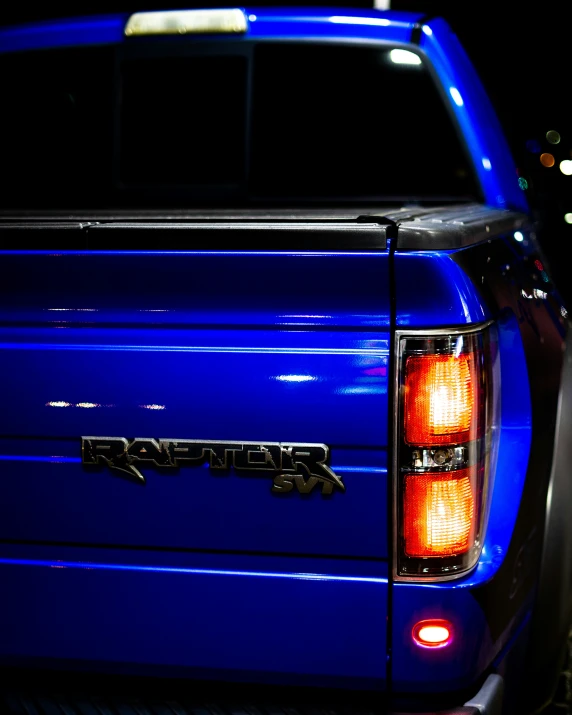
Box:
120, 56, 247, 185
0, 41, 479, 208
251, 43, 474, 200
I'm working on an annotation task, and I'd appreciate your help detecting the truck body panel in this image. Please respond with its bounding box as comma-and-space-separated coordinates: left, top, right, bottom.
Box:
0, 8, 568, 713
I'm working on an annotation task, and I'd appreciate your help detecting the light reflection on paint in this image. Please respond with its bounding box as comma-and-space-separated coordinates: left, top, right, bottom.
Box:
449, 87, 464, 107
76, 402, 99, 408
274, 374, 316, 382
0, 455, 81, 463
337, 386, 386, 395
329, 15, 390, 26
0, 556, 388, 583
389, 49, 422, 65
46, 401, 72, 408
139, 404, 166, 410
3, 344, 384, 355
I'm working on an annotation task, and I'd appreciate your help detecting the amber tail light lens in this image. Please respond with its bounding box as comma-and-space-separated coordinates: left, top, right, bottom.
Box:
395, 325, 498, 579
404, 352, 481, 445
403, 467, 477, 557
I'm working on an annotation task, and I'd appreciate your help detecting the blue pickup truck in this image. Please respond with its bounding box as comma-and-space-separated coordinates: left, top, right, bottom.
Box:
0, 6, 570, 715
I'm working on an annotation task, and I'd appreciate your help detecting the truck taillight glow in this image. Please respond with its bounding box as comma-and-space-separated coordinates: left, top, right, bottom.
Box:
412, 620, 453, 648
404, 353, 478, 445
395, 325, 499, 579
403, 468, 476, 557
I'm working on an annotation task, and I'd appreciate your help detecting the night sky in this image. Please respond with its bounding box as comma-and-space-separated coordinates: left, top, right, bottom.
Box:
1, 0, 570, 299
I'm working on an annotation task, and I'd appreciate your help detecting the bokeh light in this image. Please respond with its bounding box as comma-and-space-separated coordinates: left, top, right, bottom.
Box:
560, 160, 572, 175
546, 130, 561, 144
564, 213, 572, 224
540, 153, 555, 167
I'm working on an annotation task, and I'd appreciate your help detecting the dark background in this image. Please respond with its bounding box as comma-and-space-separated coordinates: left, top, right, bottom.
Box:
1, 0, 570, 298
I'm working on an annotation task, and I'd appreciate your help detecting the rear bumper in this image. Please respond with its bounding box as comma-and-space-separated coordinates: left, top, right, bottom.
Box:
463, 675, 504, 715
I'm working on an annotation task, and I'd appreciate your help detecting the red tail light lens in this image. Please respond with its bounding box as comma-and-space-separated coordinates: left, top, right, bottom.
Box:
412, 619, 453, 648
395, 325, 498, 579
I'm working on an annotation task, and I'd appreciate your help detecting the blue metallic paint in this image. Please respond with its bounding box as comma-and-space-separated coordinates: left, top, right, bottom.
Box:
0, 5, 550, 701
393, 251, 491, 327
0, 549, 388, 688
0, 14, 127, 53
0, 237, 539, 691
0, 247, 390, 681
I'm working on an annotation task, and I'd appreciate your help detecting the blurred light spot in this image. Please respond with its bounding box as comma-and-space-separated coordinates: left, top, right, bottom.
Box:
526, 139, 541, 154
329, 15, 390, 26
518, 177, 528, 190
542, 271, 550, 283
565, 213, 572, 224
546, 130, 561, 144
561, 306, 568, 318
449, 87, 464, 107
248, 14, 256, 21
482, 157, 492, 171
514, 231, 524, 242
540, 153, 555, 167
389, 49, 422, 65
46, 401, 71, 408
533, 289, 547, 300
535, 259, 544, 271
275, 374, 316, 383
76, 402, 99, 408
560, 160, 572, 175
139, 404, 166, 410
422, 25, 432, 36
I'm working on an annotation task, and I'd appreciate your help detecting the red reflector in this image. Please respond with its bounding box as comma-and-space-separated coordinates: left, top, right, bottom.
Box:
403, 468, 476, 557
404, 352, 478, 445
412, 619, 453, 648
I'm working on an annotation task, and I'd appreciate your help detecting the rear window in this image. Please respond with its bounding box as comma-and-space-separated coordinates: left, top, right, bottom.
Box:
0, 41, 480, 208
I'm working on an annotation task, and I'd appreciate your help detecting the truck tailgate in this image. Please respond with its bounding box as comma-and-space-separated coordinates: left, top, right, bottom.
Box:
0, 228, 391, 560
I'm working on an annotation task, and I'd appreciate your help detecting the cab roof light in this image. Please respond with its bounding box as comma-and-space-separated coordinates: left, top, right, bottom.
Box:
404, 352, 479, 445
412, 619, 453, 648
403, 468, 476, 557
124, 9, 248, 37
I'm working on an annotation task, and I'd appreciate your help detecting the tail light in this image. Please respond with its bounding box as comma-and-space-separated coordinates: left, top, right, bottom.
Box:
394, 323, 499, 579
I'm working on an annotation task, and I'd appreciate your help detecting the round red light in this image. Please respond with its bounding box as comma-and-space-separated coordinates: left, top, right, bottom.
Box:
412, 619, 453, 648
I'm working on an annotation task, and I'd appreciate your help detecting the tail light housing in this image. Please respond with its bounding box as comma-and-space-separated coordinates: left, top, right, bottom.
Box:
394, 322, 499, 579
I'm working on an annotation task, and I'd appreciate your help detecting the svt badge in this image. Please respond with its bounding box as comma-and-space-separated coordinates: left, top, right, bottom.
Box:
81, 437, 345, 495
